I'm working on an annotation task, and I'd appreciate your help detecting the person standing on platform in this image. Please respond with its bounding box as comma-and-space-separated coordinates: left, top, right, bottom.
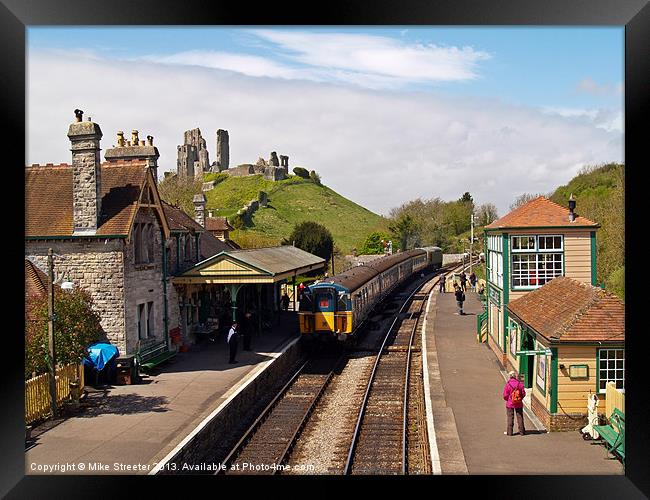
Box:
503, 371, 526, 436
439, 275, 446, 293
454, 284, 465, 315
459, 271, 468, 292
281, 292, 290, 312
227, 322, 239, 364
469, 272, 477, 291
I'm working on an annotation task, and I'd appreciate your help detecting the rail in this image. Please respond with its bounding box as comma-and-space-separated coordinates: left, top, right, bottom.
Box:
344, 266, 456, 475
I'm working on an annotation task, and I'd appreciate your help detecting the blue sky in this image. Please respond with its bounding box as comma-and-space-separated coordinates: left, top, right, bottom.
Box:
27, 27, 623, 215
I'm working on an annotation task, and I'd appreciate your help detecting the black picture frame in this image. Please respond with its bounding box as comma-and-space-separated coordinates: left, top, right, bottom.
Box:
3, 0, 648, 497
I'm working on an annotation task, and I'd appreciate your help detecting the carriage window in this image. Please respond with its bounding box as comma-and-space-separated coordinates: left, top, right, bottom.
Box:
338, 293, 349, 310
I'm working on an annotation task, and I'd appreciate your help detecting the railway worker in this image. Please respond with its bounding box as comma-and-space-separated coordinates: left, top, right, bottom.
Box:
459, 271, 468, 292
503, 371, 526, 436
439, 275, 446, 293
227, 322, 239, 364
469, 272, 477, 291
454, 284, 466, 315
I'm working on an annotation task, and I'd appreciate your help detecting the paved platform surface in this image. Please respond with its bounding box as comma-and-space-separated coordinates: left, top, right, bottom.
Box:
425, 289, 624, 475
26, 314, 298, 475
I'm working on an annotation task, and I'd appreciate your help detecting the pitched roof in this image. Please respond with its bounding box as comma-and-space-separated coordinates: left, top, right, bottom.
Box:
507, 277, 624, 343
224, 246, 326, 275
485, 196, 599, 230
25, 259, 49, 298
25, 160, 150, 237
205, 217, 233, 232
199, 231, 231, 259
162, 201, 204, 233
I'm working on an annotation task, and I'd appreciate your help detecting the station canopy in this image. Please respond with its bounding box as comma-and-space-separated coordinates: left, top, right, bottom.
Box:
172, 245, 326, 285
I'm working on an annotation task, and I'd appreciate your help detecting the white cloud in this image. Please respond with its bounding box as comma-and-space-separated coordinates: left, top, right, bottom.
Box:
137, 31, 491, 90
27, 50, 623, 217
542, 106, 623, 133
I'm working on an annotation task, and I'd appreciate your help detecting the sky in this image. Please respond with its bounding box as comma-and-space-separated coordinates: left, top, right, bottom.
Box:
26, 27, 624, 216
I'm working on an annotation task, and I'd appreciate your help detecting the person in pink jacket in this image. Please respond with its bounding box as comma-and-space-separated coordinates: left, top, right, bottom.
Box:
503, 371, 526, 436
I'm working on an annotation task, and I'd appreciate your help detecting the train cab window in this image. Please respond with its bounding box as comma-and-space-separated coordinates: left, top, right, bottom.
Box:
316, 291, 334, 312
338, 292, 349, 311
299, 290, 313, 311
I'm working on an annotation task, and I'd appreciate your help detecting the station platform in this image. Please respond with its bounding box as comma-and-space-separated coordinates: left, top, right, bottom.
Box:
25, 313, 300, 475
423, 288, 624, 475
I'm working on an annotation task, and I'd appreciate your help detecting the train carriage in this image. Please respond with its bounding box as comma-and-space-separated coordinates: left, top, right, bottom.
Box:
299, 249, 428, 341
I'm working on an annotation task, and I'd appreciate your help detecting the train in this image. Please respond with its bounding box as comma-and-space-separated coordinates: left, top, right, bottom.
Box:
298, 247, 442, 341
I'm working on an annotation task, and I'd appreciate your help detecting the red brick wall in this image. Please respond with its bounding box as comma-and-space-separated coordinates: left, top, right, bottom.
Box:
531, 394, 588, 431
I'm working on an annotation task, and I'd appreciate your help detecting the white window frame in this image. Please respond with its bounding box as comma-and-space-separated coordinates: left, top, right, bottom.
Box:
511, 234, 564, 289
598, 348, 625, 393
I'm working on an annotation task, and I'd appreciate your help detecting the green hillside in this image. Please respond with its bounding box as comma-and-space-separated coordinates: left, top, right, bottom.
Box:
160, 173, 389, 254
550, 163, 624, 300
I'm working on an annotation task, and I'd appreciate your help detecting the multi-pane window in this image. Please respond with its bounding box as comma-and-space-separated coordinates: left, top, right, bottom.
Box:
138, 301, 155, 340
487, 235, 503, 288
598, 349, 625, 393
134, 223, 155, 264
511, 235, 563, 288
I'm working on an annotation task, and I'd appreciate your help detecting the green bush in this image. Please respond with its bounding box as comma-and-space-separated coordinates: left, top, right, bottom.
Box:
293, 167, 310, 179
606, 265, 624, 301
309, 170, 322, 185
25, 288, 104, 378
282, 221, 334, 262
360, 231, 391, 255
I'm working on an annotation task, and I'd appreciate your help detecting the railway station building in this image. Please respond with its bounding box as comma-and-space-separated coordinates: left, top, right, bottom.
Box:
505, 277, 624, 430
172, 246, 325, 342
481, 196, 615, 428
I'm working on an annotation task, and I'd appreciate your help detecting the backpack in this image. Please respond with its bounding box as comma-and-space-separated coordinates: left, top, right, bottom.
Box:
511, 384, 522, 404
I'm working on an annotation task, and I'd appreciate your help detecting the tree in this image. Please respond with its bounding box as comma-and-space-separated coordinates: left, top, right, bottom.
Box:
292, 167, 310, 179
25, 288, 104, 378
360, 231, 391, 254
509, 192, 549, 211
475, 203, 499, 227
157, 174, 204, 215
282, 221, 334, 263
309, 170, 322, 185
389, 214, 420, 251
459, 192, 473, 204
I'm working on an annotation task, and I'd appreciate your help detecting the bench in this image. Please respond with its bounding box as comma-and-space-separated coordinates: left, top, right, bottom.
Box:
593, 407, 625, 461
136, 339, 176, 373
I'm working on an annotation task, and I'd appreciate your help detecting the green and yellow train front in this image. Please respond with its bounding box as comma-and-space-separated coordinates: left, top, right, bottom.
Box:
299, 283, 353, 340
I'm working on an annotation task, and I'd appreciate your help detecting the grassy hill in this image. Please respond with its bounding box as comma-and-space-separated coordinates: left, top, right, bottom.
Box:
162, 173, 389, 254
550, 163, 624, 300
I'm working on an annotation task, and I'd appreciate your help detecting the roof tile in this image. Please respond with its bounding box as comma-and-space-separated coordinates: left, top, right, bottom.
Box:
486, 196, 599, 229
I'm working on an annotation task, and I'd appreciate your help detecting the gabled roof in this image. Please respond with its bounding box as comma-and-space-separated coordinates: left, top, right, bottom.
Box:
174, 245, 325, 285
25, 259, 50, 298
162, 201, 204, 233
507, 277, 624, 344
199, 231, 231, 259
205, 216, 233, 232
25, 161, 169, 239
485, 196, 599, 230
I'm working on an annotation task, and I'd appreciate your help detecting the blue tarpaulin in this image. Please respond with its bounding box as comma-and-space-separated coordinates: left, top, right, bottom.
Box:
83, 342, 119, 371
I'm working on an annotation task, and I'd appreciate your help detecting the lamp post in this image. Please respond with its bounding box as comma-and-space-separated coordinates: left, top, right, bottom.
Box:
46, 248, 57, 417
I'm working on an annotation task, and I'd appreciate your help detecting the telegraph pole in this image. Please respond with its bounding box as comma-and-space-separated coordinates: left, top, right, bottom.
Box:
470, 214, 474, 275
47, 248, 57, 417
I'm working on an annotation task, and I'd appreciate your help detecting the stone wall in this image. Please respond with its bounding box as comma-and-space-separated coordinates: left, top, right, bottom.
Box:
122, 208, 167, 354
228, 164, 255, 177
25, 239, 127, 354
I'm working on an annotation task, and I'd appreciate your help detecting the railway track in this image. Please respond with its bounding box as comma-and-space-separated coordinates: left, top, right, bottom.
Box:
218, 355, 340, 475
344, 263, 467, 475
219, 261, 472, 475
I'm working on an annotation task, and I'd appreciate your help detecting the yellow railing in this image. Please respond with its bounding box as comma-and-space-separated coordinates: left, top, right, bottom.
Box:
25, 363, 85, 425
605, 381, 625, 422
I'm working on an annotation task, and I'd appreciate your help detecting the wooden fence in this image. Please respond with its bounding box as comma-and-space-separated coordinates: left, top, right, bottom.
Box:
25, 363, 85, 425
605, 381, 625, 421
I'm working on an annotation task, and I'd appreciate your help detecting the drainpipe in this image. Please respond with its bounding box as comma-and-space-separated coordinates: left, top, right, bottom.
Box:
161, 229, 170, 350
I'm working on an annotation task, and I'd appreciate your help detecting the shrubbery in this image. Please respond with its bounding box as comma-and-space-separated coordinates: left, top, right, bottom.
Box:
25, 288, 104, 379
282, 221, 334, 263
293, 167, 310, 179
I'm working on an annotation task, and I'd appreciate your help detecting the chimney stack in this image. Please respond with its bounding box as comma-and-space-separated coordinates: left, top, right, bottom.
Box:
67, 109, 103, 235
568, 193, 576, 222
193, 194, 207, 228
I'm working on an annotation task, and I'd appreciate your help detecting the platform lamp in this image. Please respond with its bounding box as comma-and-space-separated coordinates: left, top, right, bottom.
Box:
46, 249, 59, 417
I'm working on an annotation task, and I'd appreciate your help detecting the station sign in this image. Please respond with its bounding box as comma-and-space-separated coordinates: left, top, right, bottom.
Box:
515, 348, 552, 357
488, 287, 501, 306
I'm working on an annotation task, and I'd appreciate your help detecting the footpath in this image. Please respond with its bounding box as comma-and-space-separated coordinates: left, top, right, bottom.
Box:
424, 288, 624, 475
26, 315, 298, 475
